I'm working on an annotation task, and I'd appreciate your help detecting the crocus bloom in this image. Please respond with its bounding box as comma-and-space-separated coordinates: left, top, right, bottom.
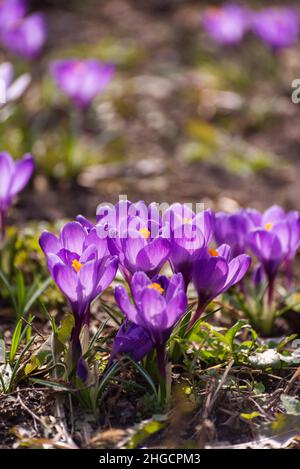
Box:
202, 5, 250, 45
39, 221, 118, 380
95, 200, 167, 282
162, 204, 215, 289
0, 152, 34, 239
0, 62, 31, 106
109, 321, 153, 365
191, 244, 251, 326
115, 271, 187, 378
247, 205, 300, 291
1, 12, 47, 59
0, 0, 27, 31
214, 209, 258, 257
51, 59, 115, 109
252, 8, 299, 49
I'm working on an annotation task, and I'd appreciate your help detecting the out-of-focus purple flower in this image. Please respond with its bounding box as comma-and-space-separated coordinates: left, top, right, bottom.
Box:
0, 152, 34, 239
0, 62, 31, 105
214, 209, 258, 257
191, 244, 250, 325
115, 271, 187, 378
1, 12, 47, 59
0, 0, 27, 31
202, 4, 250, 45
162, 204, 215, 289
39, 221, 118, 380
51, 59, 115, 109
109, 321, 154, 365
252, 8, 299, 49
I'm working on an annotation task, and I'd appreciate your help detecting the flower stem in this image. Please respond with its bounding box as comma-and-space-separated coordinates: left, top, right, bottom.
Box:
0, 210, 6, 242
156, 344, 166, 382
188, 300, 204, 330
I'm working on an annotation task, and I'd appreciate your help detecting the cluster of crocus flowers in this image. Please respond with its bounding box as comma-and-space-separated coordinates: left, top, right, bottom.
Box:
202, 4, 299, 49
0, 0, 47, 59
0, 151, 34, 240
215, 205, 300, 304
39, 200, 300, 382
50, 59, 115, 110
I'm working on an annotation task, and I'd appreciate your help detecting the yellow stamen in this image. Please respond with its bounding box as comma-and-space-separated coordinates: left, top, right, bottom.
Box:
72, 259, 83, 273
147, 283, 164, 294
139, 227, 150, 239
208, 248, 219, 257
265, 222, 273, 231
183, 217, 193, 224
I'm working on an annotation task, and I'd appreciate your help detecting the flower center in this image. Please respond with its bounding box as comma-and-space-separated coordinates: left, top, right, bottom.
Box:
183, 217, 193, 224
147, 283, 164, 294
139, 227, 150, 239
72, 259, 83, 272
208, 248, 219, 257
265, 223, 273, 231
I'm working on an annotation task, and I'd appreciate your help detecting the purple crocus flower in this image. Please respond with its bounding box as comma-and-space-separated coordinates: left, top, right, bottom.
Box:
51, 59, 115, 110
1, 12, 47, 59
94, 200, 167, 283
0, 152, 34, 239
0, 62, 31, 106
115, 271, 187, 379
109, 321, 154, 365
202, 4, 250, 45
191, 244, 251, 326
162, 204, 215, 289
247, 205, 300, 292
252, 8, 299, 49
214, 209, 258, 257
39, 221, 118, 380
0, 0, 27, 31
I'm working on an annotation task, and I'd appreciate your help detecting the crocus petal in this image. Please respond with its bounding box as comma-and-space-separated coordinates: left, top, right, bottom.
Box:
136, 237, 170, 275
115, 285, 138, 322
122, 231, 147, 272
78, 261, 98, 299
223, 254, 251, 291
10, 153, 34, 197
96, 255, 118, 294
166, 290, 187, 329
6, 73, 31, 101
140, 287, 167, 331
0, 152, 14, 201
131, 271, 152, 305
0, 62, 13, 87
53, 264, 78, 304
61, 221, 86, 255
39, 231, 61, 256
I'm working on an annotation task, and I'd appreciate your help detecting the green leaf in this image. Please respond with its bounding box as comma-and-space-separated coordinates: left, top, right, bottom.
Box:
23, 277, 52, 315
57, 314, 74, 344
9, 319, 23, 364
224, 320, 247, 351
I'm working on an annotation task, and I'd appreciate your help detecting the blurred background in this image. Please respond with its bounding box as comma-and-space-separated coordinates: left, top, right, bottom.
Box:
2, 0, 300, 224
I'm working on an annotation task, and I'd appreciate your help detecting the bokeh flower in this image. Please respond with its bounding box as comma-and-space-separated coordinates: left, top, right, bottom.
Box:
51, 59, 115, 109
0, 62, 31, 106
0, 152, 34, 239
202, 4, 250, 45
252, 8, 299, 49
1, 12, 47, 59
